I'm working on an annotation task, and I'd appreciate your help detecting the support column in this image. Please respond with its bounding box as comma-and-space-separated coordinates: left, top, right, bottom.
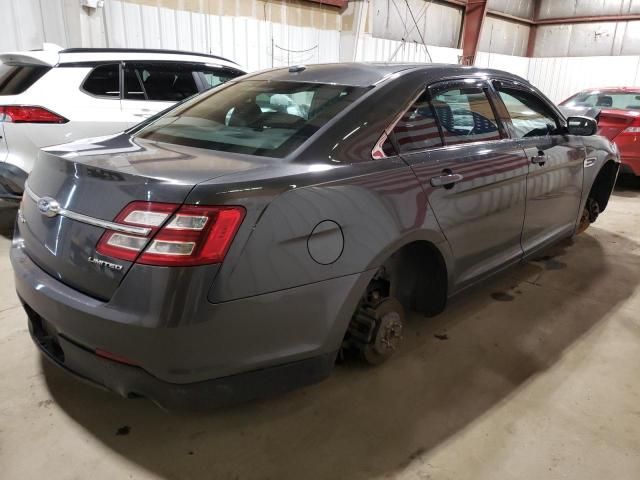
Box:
459, 0, 488, 65
526, 0, 541, 57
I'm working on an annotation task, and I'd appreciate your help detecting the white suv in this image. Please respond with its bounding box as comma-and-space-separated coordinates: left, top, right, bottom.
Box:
0, 45, 244, 199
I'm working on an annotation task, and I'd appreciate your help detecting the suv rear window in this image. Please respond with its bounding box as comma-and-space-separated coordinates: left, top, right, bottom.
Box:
0, 64, 50, 95
82, 64, 120, 97
137, 80, 367, 157
125, 63, 199, 101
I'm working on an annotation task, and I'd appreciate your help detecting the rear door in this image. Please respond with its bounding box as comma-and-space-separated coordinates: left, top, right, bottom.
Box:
493, 81, 585, 254
77, 63, 132, 133
121, 62, 201, 121
395, 79, 529, 290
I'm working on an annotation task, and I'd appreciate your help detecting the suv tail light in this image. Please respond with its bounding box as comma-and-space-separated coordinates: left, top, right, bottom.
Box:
96, 202, 245, 266
0, 105, 68, 124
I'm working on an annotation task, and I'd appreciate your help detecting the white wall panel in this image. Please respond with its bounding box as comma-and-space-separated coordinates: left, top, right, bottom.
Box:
101, 0, 340, 71
526, 55, 640, 103
370, 0, 462, 48
480, 16, 530, 56
0, 0, 69, 52
355, 34, 461, 64
476, 51, 530, 79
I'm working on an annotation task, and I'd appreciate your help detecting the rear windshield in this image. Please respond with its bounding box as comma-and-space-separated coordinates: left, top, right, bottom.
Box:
0, 64, 50, 95
561, 91, 640, 110
136, 80, 367, 157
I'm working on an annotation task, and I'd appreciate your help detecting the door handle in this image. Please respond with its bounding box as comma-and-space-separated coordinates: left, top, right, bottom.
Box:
430, 172, 464, 188
531, 152, 546, 165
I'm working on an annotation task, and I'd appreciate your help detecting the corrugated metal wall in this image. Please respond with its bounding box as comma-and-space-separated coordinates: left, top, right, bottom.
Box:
4, 0, 640, 105
488, 0, 535, 19
104, 0, 341, 71
535, 0, 640, 56
369, 0, 462, 48
479, 16, 530, 56
528, 55, 640, 102
0, 0, 69, 51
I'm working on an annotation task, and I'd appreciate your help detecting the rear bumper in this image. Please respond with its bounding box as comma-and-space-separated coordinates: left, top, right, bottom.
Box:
620, 155, 640, 175
12, 240, 368, 408
27, 303, 335, 410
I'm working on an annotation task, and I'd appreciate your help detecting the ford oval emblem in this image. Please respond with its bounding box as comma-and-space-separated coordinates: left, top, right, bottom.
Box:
37, 197, 60, 218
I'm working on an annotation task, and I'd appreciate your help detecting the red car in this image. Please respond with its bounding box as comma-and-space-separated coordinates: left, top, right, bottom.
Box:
560, 87, 640, 176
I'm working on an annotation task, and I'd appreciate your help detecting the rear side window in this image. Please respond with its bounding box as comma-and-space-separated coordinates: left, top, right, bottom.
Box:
0, 64, 50, 95
497, 88, 560, 138
137, 80, 367, 157
82, 64, 120, 98
392, 92, 444, 152
431, 86, 501, 145
124, 63, 198, 101
197, 68, 243, 90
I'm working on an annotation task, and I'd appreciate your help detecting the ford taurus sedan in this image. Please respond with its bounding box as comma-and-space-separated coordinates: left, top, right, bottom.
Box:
11, 63, 620, 409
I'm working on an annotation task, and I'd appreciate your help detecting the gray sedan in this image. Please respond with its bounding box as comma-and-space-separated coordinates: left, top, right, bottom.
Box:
11, 63, 620, 409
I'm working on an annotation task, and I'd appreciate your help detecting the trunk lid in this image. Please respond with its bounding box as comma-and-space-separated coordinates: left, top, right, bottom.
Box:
19, 134, 264, 300
597, 108, 640, 140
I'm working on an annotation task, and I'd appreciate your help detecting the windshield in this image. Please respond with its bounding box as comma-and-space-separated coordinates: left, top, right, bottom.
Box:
136, 80, 367, 157
561, 91, 640, 110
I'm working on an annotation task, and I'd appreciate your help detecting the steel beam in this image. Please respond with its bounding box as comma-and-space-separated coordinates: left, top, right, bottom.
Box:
459, 0, 488, 65
304, 0, 348, 8
536, 14, 640, 25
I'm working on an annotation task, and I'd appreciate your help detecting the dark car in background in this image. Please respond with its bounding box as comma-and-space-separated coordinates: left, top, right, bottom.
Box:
560, 87, 640, 176
11, 63, 620, 409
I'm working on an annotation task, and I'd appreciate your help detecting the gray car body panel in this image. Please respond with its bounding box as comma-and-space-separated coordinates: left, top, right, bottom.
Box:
11, 63, 620, 407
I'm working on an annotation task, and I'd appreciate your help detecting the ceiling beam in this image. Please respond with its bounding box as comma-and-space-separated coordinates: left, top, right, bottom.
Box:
536, 14, 640, 25
303, 0, 348, 8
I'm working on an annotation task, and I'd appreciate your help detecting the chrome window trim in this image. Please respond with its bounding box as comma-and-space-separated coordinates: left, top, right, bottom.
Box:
24, 184, 152, 236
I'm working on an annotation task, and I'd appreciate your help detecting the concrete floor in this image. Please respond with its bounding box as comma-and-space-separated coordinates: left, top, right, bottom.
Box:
1, 180, 640, 480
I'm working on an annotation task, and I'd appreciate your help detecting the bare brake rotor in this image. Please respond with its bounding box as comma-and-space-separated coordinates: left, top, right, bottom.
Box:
577, 198, 600, 234
348, 298, 405, 365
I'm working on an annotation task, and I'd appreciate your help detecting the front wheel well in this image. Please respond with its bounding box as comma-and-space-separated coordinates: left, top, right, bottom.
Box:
588, 160, 619, 213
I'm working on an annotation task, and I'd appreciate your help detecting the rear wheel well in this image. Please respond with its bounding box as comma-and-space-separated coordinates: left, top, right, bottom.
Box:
383, 240, 448, 317
588, 160, 618, 213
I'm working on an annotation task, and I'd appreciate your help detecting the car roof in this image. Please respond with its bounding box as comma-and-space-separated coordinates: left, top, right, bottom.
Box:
574, 87, 640, 94
0, 45, 240, 70
242, 62, 527, 87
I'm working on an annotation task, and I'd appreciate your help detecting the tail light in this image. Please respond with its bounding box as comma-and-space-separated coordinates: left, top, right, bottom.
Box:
621, 126, 640, 135
96, 201, 245, 266
0, 105, 68, 124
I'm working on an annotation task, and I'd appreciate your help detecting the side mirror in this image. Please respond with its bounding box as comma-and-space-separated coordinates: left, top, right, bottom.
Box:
567, 116, 597, 136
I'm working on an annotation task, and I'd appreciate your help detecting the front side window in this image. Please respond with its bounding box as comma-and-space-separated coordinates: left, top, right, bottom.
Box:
431, 86, 502, 145
82, 64, 120, 98
124, 63, 199, 101
391, 92, 444, 153
497, 88, 559, 138
137, 80, 367, 157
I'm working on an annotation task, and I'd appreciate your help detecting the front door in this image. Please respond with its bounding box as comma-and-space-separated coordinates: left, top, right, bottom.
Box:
395, 80, 529, 290
493, 83, 585, 254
